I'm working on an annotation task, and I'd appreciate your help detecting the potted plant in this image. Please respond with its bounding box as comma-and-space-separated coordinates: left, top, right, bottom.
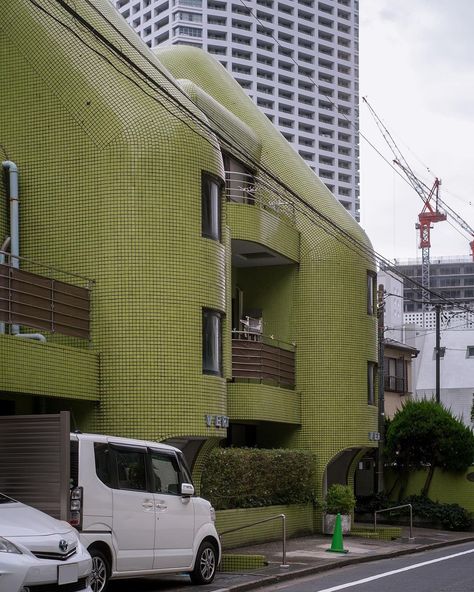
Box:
323, 484, 356, 535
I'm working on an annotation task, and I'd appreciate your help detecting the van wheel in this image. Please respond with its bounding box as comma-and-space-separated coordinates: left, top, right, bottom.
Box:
89, 547, 110, 592
190, 541, 217, 585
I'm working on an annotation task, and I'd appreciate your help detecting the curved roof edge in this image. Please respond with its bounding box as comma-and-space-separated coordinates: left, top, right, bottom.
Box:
157, 46, 375, 262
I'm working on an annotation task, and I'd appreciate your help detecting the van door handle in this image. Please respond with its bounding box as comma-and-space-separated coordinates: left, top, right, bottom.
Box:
156, 503, 167, 510
142, 500, 154, 510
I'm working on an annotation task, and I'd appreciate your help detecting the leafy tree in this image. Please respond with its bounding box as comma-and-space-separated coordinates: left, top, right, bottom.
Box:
385, 400, 474, 497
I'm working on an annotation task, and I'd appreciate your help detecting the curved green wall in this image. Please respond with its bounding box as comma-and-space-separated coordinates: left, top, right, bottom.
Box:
1, 2, 378, 495
0, 1, 228, 440
157, 47, 379, 489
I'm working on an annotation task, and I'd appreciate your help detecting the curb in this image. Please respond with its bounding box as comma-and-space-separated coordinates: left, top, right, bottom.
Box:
215, 535, 474, 592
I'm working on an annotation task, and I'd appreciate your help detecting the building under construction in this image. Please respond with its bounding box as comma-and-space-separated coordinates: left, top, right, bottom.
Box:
395, 256, 474, 315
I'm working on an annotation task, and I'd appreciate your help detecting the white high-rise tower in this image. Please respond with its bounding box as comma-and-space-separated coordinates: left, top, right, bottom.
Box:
113, 0, 360, 220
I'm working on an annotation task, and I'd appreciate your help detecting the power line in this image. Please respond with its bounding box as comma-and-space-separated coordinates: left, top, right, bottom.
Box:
24, 0, 474, 315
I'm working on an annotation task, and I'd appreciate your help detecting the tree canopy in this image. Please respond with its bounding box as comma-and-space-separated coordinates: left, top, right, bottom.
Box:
385, 399, 474, 496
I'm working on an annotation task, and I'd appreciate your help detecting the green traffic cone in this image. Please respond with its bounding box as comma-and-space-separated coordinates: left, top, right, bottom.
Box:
326, 513, 349, 554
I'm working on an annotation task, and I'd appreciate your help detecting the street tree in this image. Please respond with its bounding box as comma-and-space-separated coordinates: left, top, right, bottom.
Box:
385, 399, 474, 497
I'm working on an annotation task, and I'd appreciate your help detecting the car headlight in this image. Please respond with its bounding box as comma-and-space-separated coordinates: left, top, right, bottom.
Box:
0, 537, 22, 554
210, 507, 216, 522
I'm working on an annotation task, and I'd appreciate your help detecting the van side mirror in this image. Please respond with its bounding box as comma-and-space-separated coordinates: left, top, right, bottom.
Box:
181, 483, 194, 497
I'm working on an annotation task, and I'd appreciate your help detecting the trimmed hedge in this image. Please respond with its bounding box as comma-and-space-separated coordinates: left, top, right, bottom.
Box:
201, 447, 316, 510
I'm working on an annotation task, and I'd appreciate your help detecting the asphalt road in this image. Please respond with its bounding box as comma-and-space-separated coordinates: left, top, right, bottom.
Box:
257, 541, 474, 592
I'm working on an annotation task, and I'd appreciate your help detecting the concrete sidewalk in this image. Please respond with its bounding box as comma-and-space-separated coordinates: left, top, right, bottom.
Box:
110, 526, 474, 591
210, 526, 474, 592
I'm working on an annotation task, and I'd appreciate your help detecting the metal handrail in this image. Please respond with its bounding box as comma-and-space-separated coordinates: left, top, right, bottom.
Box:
0, 250, 94, 287
219, 513, 289, 568
374, 503, 414, 541
231, 330, 296, 351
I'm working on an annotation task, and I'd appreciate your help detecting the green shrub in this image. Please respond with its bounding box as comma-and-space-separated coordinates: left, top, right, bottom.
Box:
360, 494, 472, 531
355, 492, 390, 514
323, 484, 356, 515
404, 495, 472, 531
201, 448, 316, 510
385, 400, 474, 497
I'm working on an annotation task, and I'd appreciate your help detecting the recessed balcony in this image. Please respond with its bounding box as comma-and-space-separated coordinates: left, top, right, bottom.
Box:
225, 170, 300, 266
225, 170, 295, 223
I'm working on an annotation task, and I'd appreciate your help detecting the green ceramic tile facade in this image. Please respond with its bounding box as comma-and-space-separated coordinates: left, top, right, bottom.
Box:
227, 383, 301, 424
234, 265, 297, 344
0, 336, 98, 401
218, 554, 266, 571
351, 526, 402, 540
386, 468, 474, 514
1, 1, 227, 441
157, 46, 378, 496
216, 504, 314, 549
227, 203, 300, 263
178, 81, 262, 165
1, 0, 378, 511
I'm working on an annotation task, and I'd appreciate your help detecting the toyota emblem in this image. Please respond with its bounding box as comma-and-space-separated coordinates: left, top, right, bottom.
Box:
59, 539, 68, 553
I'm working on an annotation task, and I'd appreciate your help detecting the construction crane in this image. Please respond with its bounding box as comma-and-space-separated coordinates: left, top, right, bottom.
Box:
363, 97, 474, 310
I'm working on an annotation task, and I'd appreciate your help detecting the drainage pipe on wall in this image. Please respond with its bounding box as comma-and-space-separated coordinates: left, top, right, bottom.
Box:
2, 160, 45, 343
0, 236, 11, 334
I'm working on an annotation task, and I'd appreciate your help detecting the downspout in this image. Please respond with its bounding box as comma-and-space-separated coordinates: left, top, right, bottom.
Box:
0, 236, 11, 334
2, 160, 46, 343
2, 161, 19, 273
2, 160, 19, 335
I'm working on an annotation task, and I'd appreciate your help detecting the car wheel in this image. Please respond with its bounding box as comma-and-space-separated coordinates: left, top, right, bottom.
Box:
89, 547, 110, 592
190, 541, 217, 585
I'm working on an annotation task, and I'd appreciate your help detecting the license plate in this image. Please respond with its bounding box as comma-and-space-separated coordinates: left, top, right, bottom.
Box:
58, 563, 79, 585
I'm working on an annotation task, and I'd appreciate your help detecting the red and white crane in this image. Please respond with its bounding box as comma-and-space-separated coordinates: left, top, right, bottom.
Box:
363, 97, 474, 310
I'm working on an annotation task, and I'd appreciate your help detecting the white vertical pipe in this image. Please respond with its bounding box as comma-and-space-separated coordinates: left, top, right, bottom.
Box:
2, 161, 20, 334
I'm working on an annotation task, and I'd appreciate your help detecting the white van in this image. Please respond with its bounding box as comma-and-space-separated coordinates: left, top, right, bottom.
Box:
68, 433, 221, 592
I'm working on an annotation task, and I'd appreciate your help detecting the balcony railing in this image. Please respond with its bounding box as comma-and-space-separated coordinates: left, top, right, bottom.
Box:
0, 252, 93, 340
232, 331, 295, 388
225, 171, 296, 223
384, 375, 407, 394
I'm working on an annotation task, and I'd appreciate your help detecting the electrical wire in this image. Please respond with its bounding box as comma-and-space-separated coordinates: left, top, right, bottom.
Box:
23, 0, 474, 315
78, 0, 474, 249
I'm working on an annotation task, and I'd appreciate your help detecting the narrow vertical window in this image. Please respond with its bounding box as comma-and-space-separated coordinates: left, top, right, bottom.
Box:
202, 172, 221, 241
203, 308, 222, 376
367, 361, 376, 405
367, 271, 376, 315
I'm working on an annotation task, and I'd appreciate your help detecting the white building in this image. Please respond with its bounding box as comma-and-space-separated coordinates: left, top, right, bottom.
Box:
406, 326, 474, 428
112, 0, 360, 220
378, 268, 404, 343
403, 309, 474, 331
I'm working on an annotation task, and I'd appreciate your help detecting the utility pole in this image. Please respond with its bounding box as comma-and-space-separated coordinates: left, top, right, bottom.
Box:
435, 304, 441, 404
377, 284, 385, 493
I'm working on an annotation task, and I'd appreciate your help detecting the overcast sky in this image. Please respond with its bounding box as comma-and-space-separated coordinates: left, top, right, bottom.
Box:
359, 0, 474, 263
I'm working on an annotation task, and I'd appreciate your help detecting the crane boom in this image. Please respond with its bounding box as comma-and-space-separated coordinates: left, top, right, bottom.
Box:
362, 97, 474, 260
363, 97, 474, 314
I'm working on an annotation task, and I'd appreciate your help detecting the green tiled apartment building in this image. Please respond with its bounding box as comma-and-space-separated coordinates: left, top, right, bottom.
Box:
0, 0, 377, 503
